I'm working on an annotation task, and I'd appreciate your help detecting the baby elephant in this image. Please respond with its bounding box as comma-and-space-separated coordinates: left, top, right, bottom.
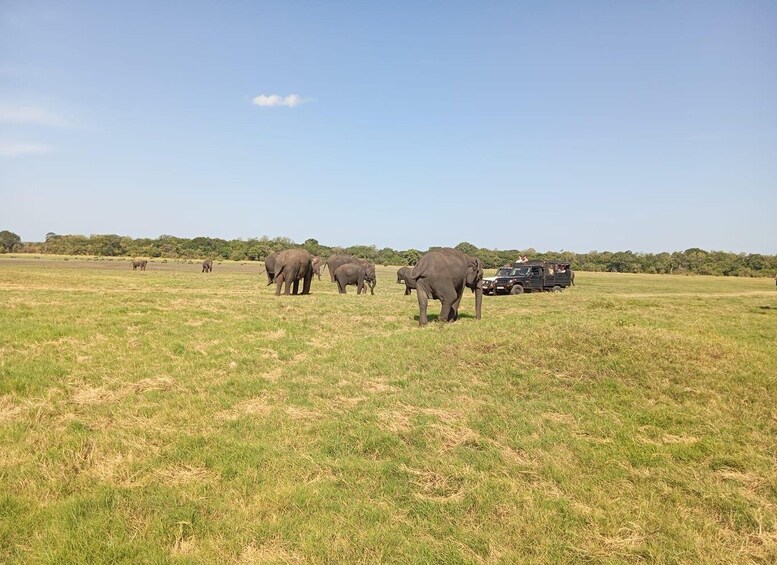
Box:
335, 263, 376, 295
202, 258, 213, 273
396, 266, 416, 295
131, 259, 148, 271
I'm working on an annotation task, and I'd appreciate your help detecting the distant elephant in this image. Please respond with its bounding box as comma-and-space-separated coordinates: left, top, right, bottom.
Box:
274, 249, 314, 295
202, 259, 213, 273
334, 262, 376, 294
311, 256, 324, 281
325, 254, 364, 283
396, 266, 416, 295
408, 248, 483, 326
262, 252, 278, 285
131, 259, 148, 271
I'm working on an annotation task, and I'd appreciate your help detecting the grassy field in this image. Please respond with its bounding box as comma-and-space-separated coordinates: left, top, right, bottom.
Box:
1, 256, 776, 563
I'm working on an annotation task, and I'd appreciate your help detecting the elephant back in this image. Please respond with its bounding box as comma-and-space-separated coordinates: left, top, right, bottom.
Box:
412, 248, 469, 279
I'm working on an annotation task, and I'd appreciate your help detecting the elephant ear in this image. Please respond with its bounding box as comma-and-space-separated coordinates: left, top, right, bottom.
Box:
466, 257, 484, 289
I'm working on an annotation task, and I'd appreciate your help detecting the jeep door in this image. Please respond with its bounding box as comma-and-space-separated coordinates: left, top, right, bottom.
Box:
529, 267, 543, 290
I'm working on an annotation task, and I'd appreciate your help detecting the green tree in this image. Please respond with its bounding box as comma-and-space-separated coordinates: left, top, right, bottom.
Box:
455, 242, 479, 256
0, 230, 22, 252
402, 249, 421, 266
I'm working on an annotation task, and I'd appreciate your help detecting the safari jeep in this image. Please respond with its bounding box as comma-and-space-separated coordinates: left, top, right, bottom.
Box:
481, 261, 574, 295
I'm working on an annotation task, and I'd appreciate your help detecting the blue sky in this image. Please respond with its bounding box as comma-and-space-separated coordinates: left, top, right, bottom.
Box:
1, 1, 775, 253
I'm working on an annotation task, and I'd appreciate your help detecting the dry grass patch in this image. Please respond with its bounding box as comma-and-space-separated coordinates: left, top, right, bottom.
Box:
130, 376, 178, 393
238, 540, 305, 564
0, 395, 25, 423
71, 384, 121, 406
376, 406, 414, 434
401, 464, 468, 502
284, 405, 321, 421
219, 395, 277, 420
156, 464, 214, 485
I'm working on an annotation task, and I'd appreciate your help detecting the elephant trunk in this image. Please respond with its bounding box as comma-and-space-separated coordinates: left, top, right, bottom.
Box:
474, 284, 482, 320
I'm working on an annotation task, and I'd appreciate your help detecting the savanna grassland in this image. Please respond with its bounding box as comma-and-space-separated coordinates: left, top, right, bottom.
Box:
1, 256, 776, 564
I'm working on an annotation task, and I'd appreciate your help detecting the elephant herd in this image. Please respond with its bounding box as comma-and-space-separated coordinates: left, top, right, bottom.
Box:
263, 248, 483, 326
131, 259, 213, 272
262, 251, 376, 296
131, 248, 484, 326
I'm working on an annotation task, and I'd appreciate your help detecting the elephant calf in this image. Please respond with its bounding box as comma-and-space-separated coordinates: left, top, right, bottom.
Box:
335, 263, 376, 295
396, 266, 416, 295
311, 256, 324, 281
131, 259, 148, 271
202, 259, 213, 273
262, 252, 277, 285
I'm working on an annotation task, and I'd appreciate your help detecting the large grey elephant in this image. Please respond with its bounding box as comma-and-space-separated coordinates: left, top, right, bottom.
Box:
408, 248, 483, 326
325, 254, 363, 282
396, 266, 416, 295
262, 252, 278, 285
334, 262, 376, 294
131, 259, 148, 271
274, 249, 314, 295
202, 258, 213, 273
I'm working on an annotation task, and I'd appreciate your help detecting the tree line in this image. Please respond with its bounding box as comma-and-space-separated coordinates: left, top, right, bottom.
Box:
2, 230, 776, 277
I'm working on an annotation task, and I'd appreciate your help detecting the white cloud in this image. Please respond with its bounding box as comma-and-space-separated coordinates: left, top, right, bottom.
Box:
0, 104, 69, 127
252, 94, 305, 108
0, 142, 51, 157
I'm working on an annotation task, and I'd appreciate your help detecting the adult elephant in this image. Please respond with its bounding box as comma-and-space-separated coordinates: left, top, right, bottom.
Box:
131, 259, 148, 271
262, 252, 278, 285
408, 248, 483, 326
396, 266, 416, 295
273, 249, 314, 295
325, 254, 363, 283
334, 262, 376, 294
202, 258, 213, 273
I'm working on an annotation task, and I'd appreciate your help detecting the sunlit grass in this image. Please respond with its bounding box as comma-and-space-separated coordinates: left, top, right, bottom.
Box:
1, 258, 776, 563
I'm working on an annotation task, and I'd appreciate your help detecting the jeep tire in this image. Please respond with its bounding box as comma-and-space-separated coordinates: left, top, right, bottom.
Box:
510, 285, 524, 295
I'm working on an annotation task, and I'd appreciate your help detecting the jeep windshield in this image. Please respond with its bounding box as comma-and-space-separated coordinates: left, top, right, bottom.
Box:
497, 267, 531, 277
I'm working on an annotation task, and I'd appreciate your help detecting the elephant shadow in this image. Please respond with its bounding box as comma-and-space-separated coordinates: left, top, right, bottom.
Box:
412, 312, 477, 323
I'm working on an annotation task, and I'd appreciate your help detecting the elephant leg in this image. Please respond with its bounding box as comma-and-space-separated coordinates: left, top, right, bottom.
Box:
282, 272, 293, 294
302, 270, 312, 295
438, 286, 459, 322
292, 279, 300, 294
287, 266, 301, 294
275, 276, 283, 295
450, 284, 465, 321
337, 280, 346, 293
405, 285, 411, 296
439, 300, 453, 322
417, 285, 430, 326
357, 275, 364, 295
